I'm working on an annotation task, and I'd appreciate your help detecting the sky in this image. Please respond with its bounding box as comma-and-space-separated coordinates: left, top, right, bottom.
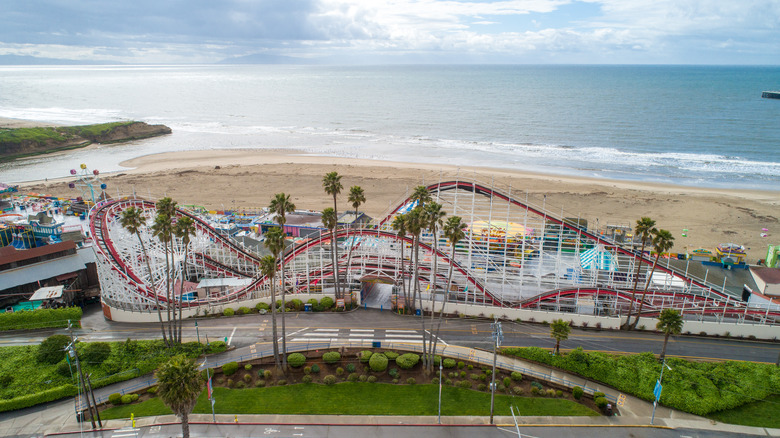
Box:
1, 0, 779, 65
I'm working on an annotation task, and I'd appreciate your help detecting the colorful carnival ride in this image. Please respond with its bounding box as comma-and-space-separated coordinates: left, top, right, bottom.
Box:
89, 179, 780, 324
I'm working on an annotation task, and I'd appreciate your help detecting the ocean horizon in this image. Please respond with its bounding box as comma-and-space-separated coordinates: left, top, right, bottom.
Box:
1, 64, 779, 190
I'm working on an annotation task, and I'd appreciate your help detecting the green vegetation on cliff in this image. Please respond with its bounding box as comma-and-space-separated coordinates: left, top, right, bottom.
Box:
0, 121, 171, 162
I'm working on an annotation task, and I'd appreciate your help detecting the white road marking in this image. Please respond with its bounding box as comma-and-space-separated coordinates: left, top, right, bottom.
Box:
313, 328, 340, 332
299, 333, 339, 337
227, 327, 237, 345
386, 329, 418, 333
350, 329, 374, 332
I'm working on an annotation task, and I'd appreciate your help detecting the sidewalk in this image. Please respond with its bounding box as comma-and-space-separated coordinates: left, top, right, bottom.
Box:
2, 343, 779, 437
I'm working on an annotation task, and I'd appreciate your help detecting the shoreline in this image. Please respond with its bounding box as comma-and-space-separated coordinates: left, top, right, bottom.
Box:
17, 148, 780, 263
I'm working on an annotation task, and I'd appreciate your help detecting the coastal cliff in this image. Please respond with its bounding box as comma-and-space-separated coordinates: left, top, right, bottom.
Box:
0, 121, 172, 162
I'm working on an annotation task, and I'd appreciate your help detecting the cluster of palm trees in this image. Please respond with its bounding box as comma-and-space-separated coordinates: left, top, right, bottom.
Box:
120, 197, 196, 347
623, 216, 676, 330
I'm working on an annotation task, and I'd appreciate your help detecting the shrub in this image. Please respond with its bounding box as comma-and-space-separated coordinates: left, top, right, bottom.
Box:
243, 374, 252, 383
369, 353, 389, 372
302, 375, 313, 383
503, 377, 511, 387
56, 360, 73, 377
531, 387, 540, 395
470, 373, 480, 381
290, 299, 304, 310
264, 370, 272, 379
368, 376, 377, 383
346, 363, 356, 373
256, 380, 265, 387
443, 358, 456, 369
384, 351, 400, 360
457, 361, 465, 369
556, 390, 563, 397
109, 393, 122, 405
468, 364, 473, 370
81, 342, 111, 365
510, 371, 523, 381
304, 366, 312, 375
359, 350, 373, 363
324, 375, 336, 385
121, 394, 134, 404
255, 302, 270, 312
37, 335, 71, 364
445, 379, 452, 386
396, 353, 420, 369
147, 386, 158, 394
287, 353, 306, 368
459, 380, 472, 389
336, 367, 345, 376
226, 379, 234, 388
244, 363, 253, 371
595, 397, 609, 409
238, 306, 251, 315
531, 381, 543, 391
277, 379, 287, 386
460, 371, 467, 378
348, 373, 359, 382
512, 386, 524, 395
392, 378, 399, 384
546, 389, 556, 397
223, 308, 235, 316
235, 381, 246, 389
572, 386, 584, 400
222, 362, 239, 376
479, 374, 487, 382
388, 368, 399, 378
322, 352, 341, 364
201, 369, 214, 381
478, 383, 487, 391
320, 296, 335, 309
311, 364, 320, 373
431, 377, 440, 384
593, 391, 605, 399
406, 378, 416, 385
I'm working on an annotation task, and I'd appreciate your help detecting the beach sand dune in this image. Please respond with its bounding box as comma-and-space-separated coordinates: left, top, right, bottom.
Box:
19, 148, 780, 263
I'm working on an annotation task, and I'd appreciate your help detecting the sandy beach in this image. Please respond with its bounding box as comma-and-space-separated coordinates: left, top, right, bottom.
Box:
15, 145, 780, 263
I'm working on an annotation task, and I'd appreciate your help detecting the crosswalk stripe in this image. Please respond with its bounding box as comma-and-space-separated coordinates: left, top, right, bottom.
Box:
313, 328, 340, 332
386, 329, 418, 333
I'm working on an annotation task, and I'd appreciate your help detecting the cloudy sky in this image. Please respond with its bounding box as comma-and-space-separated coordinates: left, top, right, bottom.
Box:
2, 0, 778, 64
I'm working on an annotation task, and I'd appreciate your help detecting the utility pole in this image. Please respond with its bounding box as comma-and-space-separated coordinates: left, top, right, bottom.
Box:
489, 318, 503, 424
438, 359, 443, 424
85, 374, 102, 428
68, 342, 96, 429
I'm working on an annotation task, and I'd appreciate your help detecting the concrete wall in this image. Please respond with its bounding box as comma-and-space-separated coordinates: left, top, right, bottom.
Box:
105, 293, 334, 323
628, 315, 779, 340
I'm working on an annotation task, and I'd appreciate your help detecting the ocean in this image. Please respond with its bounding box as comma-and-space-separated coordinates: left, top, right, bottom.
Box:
1, 64, 779, 190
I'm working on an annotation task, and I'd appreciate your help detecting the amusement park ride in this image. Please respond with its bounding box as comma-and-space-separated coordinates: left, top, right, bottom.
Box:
89, 179, 780, 325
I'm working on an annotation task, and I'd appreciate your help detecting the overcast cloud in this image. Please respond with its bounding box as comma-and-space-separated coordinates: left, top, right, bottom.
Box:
1, 0, 778, 64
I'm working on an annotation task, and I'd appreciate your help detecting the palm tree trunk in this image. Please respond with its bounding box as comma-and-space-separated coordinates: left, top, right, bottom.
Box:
660, 332, 670, 361
178, 246, 188, 343
624, 242, 647, 330
330, 234, 338, 299
399, 238, 408, 313
271, 280, 280, 369
632, 254, 662, 330
415, 236, 428, 370
165, 239, 174, 345
427, 230, 439, 372
281, 255, 288, 371
332, 196, 340, 299
181, 411, 190, 438
430, 243, 456, 372
138, 233, 167, 345
411, 235, 420, 311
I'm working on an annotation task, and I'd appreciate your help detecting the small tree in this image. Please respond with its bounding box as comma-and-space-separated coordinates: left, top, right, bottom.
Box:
657, 308, 683, 361
624, 217, 657, 330
156, 355, 202, 438
322, 172, 343, 297
260, 253, 281, 370
550, 319, 571, 355
632, 229, 675, 330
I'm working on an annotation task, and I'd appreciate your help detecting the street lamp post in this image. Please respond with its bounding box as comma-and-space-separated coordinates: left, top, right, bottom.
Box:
650, 359, 672, 425
489, 318, 503, 424
438, 360, 443, 424
195, 321, 200, 344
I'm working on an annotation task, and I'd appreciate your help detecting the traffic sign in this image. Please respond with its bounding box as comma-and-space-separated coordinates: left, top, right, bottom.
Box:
653, 380, 662, 401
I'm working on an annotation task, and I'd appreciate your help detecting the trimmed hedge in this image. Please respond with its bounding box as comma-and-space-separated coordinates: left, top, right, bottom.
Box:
0, 307, 82, 331
396, 353, 420, 370
322, 352, 341, 364
37, 335, 71, 364
223, 308, 235, 317
359, 350, 373, 363
287, 353, 306, 368
369, 353, 388, 372
221, 362, 239, 376
0, 385, 77, 412
503, 346, 780, 416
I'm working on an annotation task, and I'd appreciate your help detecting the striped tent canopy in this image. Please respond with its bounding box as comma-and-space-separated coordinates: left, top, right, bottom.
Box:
579, 245, 617, 271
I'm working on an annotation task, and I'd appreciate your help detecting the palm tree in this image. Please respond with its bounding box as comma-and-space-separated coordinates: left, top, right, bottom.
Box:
155, 354, 202, 438
322, 172, 343, 297
263, 228, 285, 370
424, 202, 446, 371
174, 216, 196, 343
120, 206, 167, 345
550, 319, 571, 355
269, 193, 295, 369
404, 207, 425, 313
391, 214, 410, 311
632, 229, 675, 329
624, 217, 657, 330
345, 186, 366, 298
152, 198, 178, 345
656, 308, 683, 361
321, 208, 339, 300
430, 215, 466, 367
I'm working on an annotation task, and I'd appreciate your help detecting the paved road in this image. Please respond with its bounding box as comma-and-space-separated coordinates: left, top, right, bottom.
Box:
2, 304, 777, 363
48, 422, 766, 438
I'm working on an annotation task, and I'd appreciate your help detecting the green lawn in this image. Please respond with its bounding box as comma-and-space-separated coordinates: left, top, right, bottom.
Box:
707, 394, 780, 429
101, 383, 598, 419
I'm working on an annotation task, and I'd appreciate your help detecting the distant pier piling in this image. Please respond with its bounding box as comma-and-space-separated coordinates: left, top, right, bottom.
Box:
762, 91, 780, 99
